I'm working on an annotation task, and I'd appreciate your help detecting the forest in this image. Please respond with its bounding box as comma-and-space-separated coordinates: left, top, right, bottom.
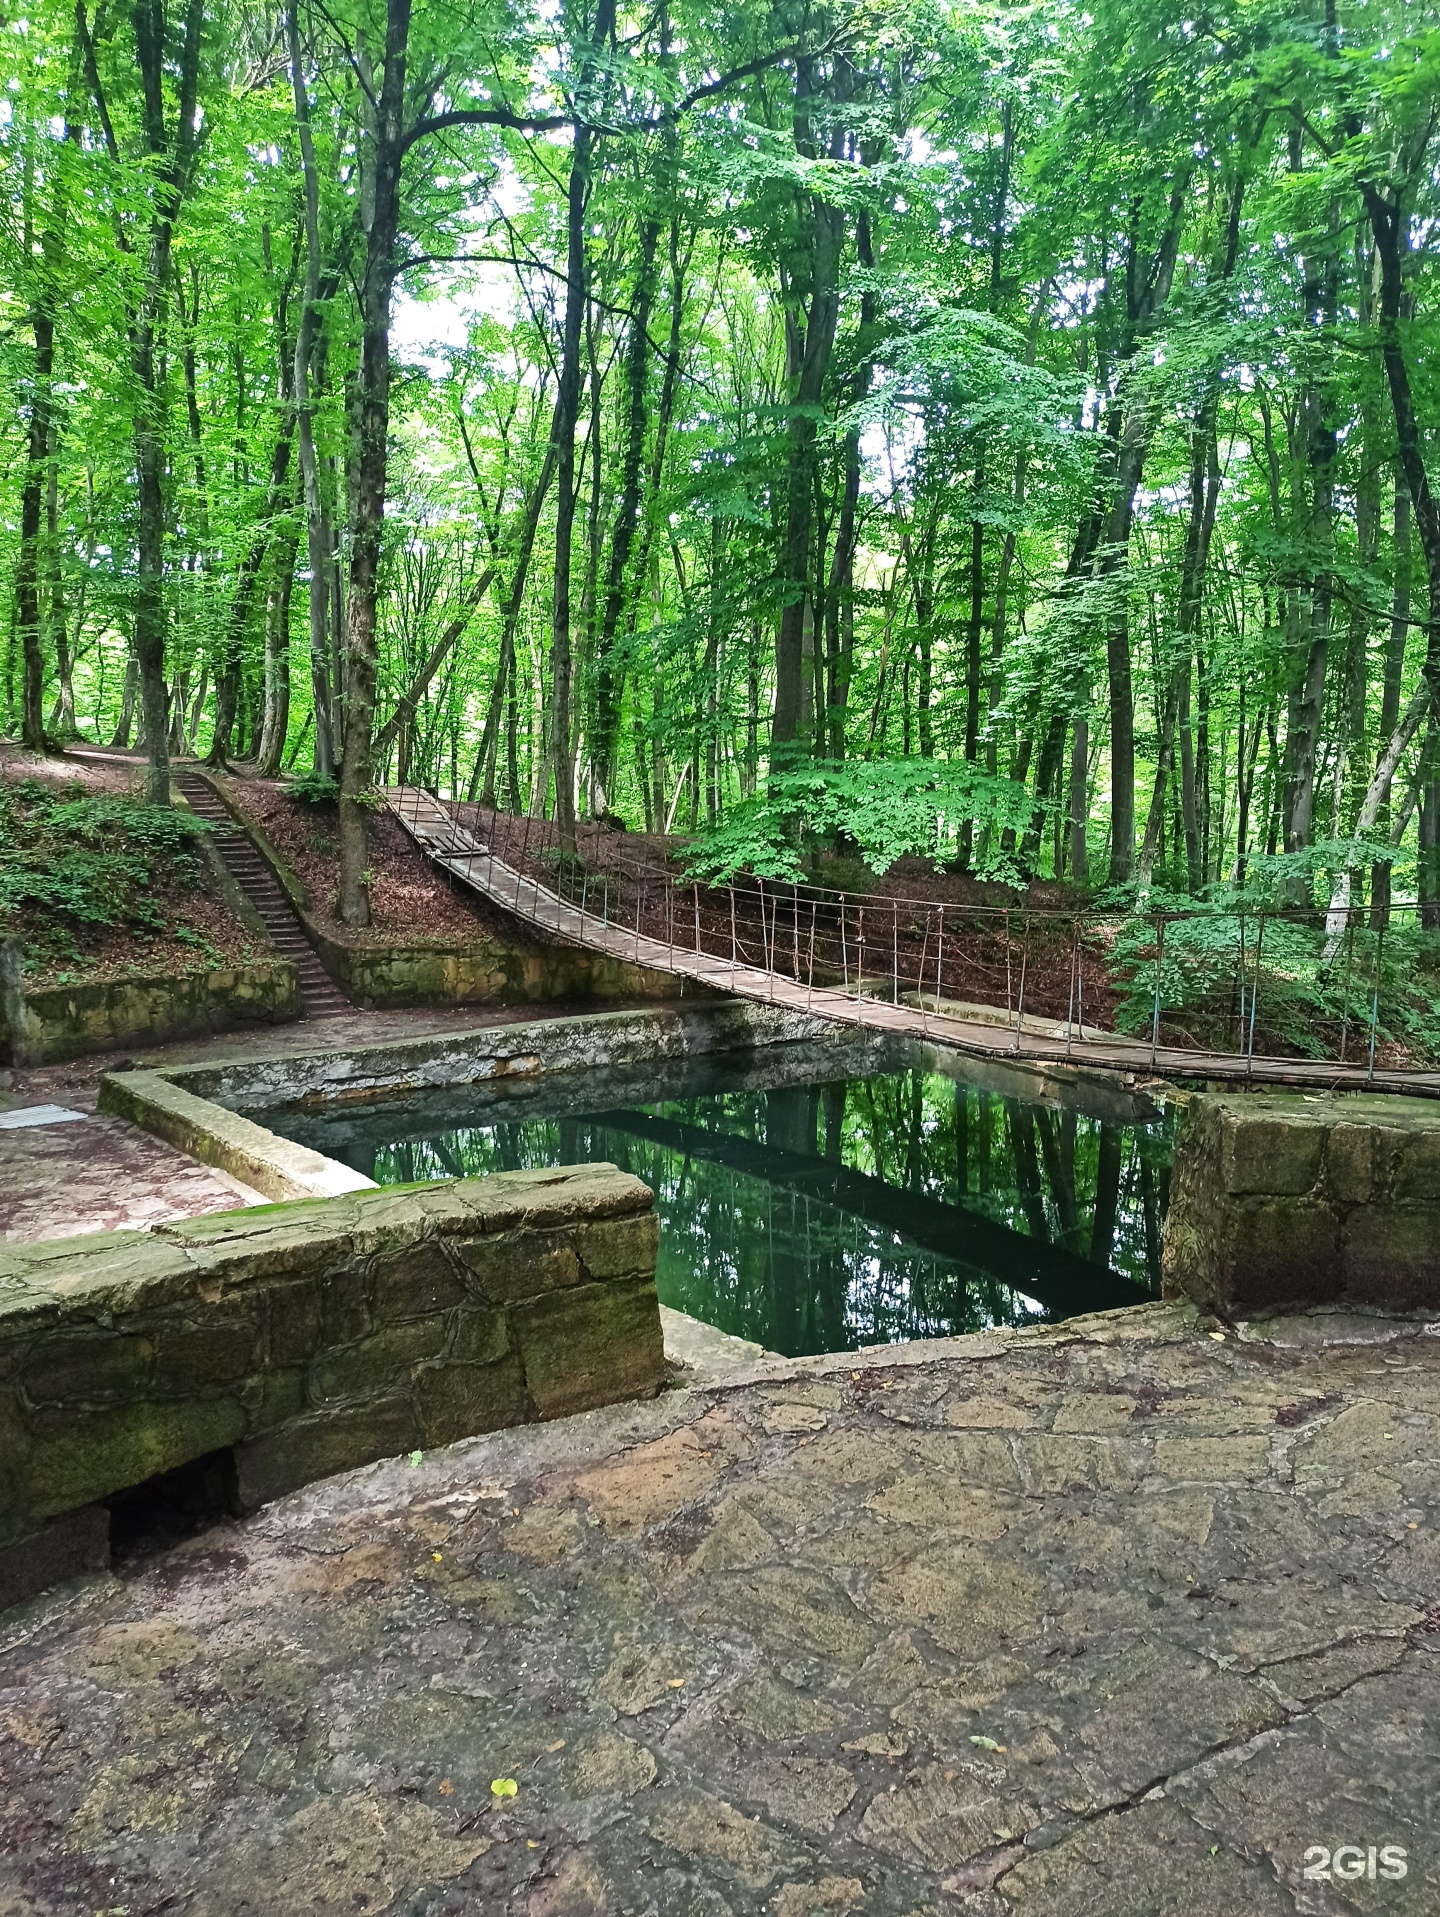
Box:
3, 0, 1440, 996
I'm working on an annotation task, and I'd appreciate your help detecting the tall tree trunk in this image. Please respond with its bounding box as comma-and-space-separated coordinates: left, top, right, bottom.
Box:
548, 0, 618, 853
336, 0, 411, 925
288, 2, 337, 782
256, 512, 298, 776
592, 214, 656, 804
772, 64, 845, 754
208, 416, 296, 766
16, 305, 50, 749
1372, 479, 1412, 922
1098, 181, 1189, 883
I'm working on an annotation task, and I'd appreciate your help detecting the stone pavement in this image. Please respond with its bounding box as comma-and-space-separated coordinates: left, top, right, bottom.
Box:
2, 1302, 1436, 1914
0, 1003, 611, 1243
0, 1102, 265, 1241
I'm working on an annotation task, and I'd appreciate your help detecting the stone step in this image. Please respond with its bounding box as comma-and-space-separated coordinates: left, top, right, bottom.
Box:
174, 774, 351, 1018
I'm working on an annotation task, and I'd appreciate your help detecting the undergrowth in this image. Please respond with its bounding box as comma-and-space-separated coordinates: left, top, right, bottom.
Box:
0, 777, 216, 970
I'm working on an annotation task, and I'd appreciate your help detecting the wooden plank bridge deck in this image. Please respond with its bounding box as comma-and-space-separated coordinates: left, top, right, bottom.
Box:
387, 786, 1440, 1099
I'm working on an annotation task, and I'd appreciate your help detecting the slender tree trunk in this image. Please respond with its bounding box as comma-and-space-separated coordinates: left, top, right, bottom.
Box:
16, 308, 50, 749
288, 3, 336, 782
772, 68, 845, 754
548, 0, 618, 853
336, 0, 411, 925
256, 527, 298, 777
1372, 480, 1412, 923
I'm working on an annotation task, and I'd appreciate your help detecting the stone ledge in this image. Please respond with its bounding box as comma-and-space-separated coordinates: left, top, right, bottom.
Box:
0, 1166, 665, 1607
97, 1068, 374, 1203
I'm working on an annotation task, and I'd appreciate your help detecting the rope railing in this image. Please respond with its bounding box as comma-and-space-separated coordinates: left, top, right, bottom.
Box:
387, 787, 1437, 1089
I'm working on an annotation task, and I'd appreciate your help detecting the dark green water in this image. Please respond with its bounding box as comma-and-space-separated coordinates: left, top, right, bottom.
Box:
259, 1041, 1173, 1358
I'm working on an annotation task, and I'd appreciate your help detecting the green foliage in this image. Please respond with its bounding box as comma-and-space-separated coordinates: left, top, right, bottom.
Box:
683, 756, 1036, 884
284, 772, 341, 808
1106, 884, 1440, 1065
0, 779, 212, 967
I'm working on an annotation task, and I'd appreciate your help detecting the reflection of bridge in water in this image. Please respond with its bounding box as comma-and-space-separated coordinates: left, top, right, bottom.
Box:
584, 1106, 1149, 1317
388, 787, 1440, 1098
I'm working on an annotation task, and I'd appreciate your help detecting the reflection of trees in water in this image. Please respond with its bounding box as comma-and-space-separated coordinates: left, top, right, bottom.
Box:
369, 1066, 1174, 1360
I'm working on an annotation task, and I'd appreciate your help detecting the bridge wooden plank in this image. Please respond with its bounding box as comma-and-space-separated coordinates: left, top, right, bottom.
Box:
386, 787, 1440, 1099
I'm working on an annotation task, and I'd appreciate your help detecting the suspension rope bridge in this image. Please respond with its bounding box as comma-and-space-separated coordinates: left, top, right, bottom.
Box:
387, 785, 1440, 1099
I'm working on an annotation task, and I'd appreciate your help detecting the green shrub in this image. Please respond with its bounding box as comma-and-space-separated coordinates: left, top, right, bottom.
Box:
0, 779, 213, 967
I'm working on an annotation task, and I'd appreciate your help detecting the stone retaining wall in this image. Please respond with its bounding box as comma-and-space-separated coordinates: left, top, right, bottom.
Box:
1, 960, 302, 1067
329, 932, 695, 1012
0, 1166, 663, 1611
189, 770, 692, 1011
169, 1000, 838, 1114
1162, 1091, 1440, 1315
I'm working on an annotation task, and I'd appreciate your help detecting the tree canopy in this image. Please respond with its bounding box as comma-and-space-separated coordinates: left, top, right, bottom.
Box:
4, 0, 1440, 936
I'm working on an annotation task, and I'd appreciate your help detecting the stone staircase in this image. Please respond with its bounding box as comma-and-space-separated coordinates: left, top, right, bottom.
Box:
174, 772, 351, 1021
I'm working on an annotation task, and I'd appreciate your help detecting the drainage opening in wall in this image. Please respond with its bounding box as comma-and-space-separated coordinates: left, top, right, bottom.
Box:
104, 1449, 241, 1565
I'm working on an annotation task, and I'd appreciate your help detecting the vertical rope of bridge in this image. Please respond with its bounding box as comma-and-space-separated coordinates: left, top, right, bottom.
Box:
857, 907, 865, 1006
1076, 918, 1084, 1040
1012, 915, 1029, 1055
1367, 917, 1386, 1085
758, 877, 769, 975
1236, 912, 1248, 1059
730, 886, 738, 973
1066, 918, 1078, 1059
1246, 913, 1265, 1083
793, 884, 800, 981
934, 907, 944, 1017
892, 899, 899, 1007
806, 899, 816, 1009
693, 883, 701, 957
1338, 910, 1356, 1062
1150, 915, 1165, 1068
840, 895, 848, 992
917, 912, 930, 1035
1004, 909, 1012, 1023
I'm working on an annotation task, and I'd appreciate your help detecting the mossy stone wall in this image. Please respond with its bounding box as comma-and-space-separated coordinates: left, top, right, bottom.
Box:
2, 961, 301, 1066
0, 1166, 662, 1610
1162, 1091, 1440, 1316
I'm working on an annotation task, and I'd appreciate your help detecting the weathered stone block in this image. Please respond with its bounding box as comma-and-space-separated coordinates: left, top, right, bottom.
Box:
1392, 1130, 1440, 1203
1219, 1114, 1323, 1196
455, 1230, 583, 1303
1325, 1126, 1374, 1205
21, 1330, 154, 1408
511, 1278, 666, 1421
267, 1283, 322, 1366
319, 1266, 372, 1347
151, 1308, 263, 1394
0, 1505, 110, 1611
8, 961, 300, 1067
370, 1243, 468, 1322
571, 1212, 662, 1282
1165, 1092, 1440, 1318
234, 1394, 424, 1509
414, 1357, 531, 1447
250, 1367, 307, 1431
307, 1317, 450, 1406
1342, 1206, 1440, 1308
449, 1306, 510, 1365
26, 1396, 248, 1526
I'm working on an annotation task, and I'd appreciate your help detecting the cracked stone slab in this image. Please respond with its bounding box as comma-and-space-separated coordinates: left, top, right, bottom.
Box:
1, 1303, 1437, 1913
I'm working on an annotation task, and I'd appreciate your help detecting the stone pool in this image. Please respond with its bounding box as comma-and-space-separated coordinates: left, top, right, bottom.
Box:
257, 1038, 1175, 1356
